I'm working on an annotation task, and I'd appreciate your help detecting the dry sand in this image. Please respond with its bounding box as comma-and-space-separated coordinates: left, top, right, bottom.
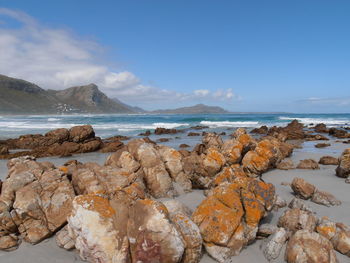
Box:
0, 138, 349, 262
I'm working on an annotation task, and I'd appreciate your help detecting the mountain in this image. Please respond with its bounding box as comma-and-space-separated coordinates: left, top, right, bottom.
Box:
0, 74, 63, 114
151, 104, 229, 114
0, 74, 138, 114
49, 84, 134, 114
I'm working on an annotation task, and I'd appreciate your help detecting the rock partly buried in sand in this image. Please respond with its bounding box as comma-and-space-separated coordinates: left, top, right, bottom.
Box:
262, 227, 288, 261
192, 178, 275, 262
315, 143, 331, 148
0, 234, 19, 251
273, 194, 287, 210
317, 217, 350, 257
319, 156, 339, 165
329, 128, 349, 139
257, 224, 278, 238
276, 159, 294, 170
336, 148, 350, 178
188, 132, 200, 136
291, 177, 315, 199
278, 208, 317, 233
285, 230, 338, 263
296, 159, 320, 169
179, 143, 190, 148
0, 156, 75, 249
311, 189, 341, 207
288, 197, 313, 212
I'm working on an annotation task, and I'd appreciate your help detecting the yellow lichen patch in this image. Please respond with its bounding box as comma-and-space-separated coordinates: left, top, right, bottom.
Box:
192, 196, 242, 245
212, 167, 234, 186
241, 190, 264, 227
206, 148, 225, 166
139, 199, 169, 215
231, 165, 247, 178
170, 149, 181, 159
75, 194, 115, 218
237, 134, 253, 146
58, 166, 69, 174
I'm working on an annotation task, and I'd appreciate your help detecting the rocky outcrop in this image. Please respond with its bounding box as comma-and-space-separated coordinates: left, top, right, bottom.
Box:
314, 123, 329, 133
0, 156, 75, 249
329, 128, 349, 139
336, 148, 350, 178
155, 127, 178, 135
192, 178, 275, 262
285, 230, 338, 263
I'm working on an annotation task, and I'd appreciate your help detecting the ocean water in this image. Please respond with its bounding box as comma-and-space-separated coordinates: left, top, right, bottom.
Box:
0, 113, 349, 139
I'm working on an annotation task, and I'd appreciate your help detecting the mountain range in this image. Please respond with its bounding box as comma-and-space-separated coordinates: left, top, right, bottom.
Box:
0, 74, 228, 114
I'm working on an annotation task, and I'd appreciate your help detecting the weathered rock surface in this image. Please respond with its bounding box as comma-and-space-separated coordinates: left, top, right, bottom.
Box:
55, 225, 75, 250
319, 156, 339, 165
311, 189, 341, 207
288, 197, 313, 213
291, 177, 315, 199
296, 159, 320, 169
278, 208, 317, 233
262, 227, 288, 261
285, 230, 338, 263
258, 224, 278, 238
314, 123, 329, 133
192, 178, 275, 262
0, 156, 75, 249
277, 159, 294, 170
336, 148, 350, 178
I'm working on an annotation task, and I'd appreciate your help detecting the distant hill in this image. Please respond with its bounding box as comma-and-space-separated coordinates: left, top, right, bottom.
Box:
151, 104, 229, 114
113, 98, 146, 113
0, 74, 140, 114
49, 84, 134, 114
0, 74, 63, 114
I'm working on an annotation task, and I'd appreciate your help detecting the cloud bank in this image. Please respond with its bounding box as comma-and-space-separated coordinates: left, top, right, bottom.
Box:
0, 8, 238, 108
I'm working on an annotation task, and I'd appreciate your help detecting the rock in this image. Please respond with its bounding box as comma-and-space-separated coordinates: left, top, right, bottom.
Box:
179, 144, 190, 148
183, 153, 211, 189
251, 125, 268, 134
296, 159, 320, 169
329, 128, 348, 138
222, 133, 256, 165
155, 127, 178, 135
291, 177, 316, 199
162, 199, 192, 217
262, 228, 288, 261
314, 123, 329, 133
210, 165, 246, 188
157, 138, 171, 142
202, 148, 226, 177
278, 208, 317, 233
346, 178, 350, 184
158, 145, 192, 192
258, 224, 278, 238
288, 197, 313, 212
202, 133, 223, 150
69, 125, 95, 143
128, 199, 185, 263
45, 128, 70, 142
139, 130, 151, 136
336, 148, 350, 178
99, 140, 123, 153
80, 139, 102, 153
319, 156, 339, 165
55, 225, 75, 250
306, 134, 330, 141
190, 125, 208, 130
268, 120, 305, 140
285, 230, 338, 263
0, 234, 19, 251
277, 159, 294, 170
68, 195, 129, 263
192, 178, 275, 262
0, 146, 9, 155
273, 194, 287, 210
315, 143, 331, 148
188, 132, 200, 136
311, 189, 341, 207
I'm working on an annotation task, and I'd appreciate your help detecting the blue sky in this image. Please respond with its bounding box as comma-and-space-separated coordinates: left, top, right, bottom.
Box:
0, 1, 350, 112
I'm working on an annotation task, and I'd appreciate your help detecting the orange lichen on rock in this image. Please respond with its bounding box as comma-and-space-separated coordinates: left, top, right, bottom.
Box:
75, 195, 115, 218
58, 166, 69, 174
206, 148, 225, 166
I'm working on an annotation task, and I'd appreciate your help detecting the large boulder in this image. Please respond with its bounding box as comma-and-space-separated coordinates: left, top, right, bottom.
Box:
0, 157, 75, 248
69, 125, 95, 143
319, 156, 339, 165
336, 148, 350, 178
202, 133, 223, 150
192, 178, 275, 262
285, 230, 338, 263
128, 199, 185, 263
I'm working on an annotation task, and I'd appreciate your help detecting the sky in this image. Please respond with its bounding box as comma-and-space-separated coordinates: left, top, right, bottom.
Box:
0, 0, 350, 112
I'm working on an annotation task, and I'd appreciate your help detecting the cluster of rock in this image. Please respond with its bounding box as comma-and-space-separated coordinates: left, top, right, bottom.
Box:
0, 128, 296, 262
291, 177, 341, 207
0, 125, 124, 159
258, 195, 350, 262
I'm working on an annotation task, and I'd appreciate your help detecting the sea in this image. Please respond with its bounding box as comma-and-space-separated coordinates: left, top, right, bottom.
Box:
0, 113, 349, 140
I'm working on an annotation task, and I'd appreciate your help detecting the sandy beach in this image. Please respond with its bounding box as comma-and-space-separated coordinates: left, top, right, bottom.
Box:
0, 128, 349, 263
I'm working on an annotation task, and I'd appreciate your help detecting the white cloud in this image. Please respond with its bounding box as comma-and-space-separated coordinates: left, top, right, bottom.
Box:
0, 8, 240, 108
